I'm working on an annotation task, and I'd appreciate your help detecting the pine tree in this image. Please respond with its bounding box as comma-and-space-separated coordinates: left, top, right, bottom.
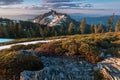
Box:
79, 18, 86, 34
51, 27, 57, 36
3, 26, 9, 38
107, 15, 114, 32
18, 22, 22, 37
0, 25, 3, 37
60, 24, 64, 35
68, 22, 74, 35
31, 28, 35, 37
115, 17, 120, 32
39, 25, 44, 37
97, 22, 103, 33
44, 27, 50, 37
90, 24, 94, 33
94, 25, 98, 33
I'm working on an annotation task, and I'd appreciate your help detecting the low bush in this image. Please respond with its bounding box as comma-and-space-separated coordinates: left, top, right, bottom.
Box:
4, 43, 42, 51
94, 70, 105, 80
0, 52, 44, 79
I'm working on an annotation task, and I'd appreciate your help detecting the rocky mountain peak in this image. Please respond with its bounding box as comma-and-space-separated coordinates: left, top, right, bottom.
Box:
31, 10, 77, 27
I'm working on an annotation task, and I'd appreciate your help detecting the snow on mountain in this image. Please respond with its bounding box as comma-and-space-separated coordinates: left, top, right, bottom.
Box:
31, 10, 77, 27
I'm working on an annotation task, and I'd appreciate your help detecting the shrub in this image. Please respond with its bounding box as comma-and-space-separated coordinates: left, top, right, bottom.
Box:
0, 52, 44, 77
94, 38, 110, 49
94, 70, 105, 80
62, 40, 79, 56
35, 42, 62, 56
54, 47, 64, 55
78, 43, 100, 64
7, 43, 41, 51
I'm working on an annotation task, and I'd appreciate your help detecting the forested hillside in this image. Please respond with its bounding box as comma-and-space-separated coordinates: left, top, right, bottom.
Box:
0, 11, 120, 39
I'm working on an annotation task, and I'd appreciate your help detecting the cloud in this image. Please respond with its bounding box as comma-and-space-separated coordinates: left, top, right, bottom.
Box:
40, 0, 93, 9
42, 0, 74, 3
0, 0, 93, 10
42, 3, 81, 8
84, 4, 93, 8
0, 0, 23, 5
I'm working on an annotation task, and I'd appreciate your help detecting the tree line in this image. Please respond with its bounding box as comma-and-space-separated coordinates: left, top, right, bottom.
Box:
0, 16, 120, 38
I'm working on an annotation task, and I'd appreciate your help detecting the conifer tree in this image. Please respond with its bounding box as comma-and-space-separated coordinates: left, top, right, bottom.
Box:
107, 15, 114, 32
18, 22, 22, 37
115, 18, 120, 32
90, 24, 94, 33
97, 22, 103, 33
60, 24, 64, 35
44, 27, 50, 37
94, 25, 98, 33
79, 18, 86, 34
39, 25, 44, 37
3, 26, 9, 38
68, 22, 74, 35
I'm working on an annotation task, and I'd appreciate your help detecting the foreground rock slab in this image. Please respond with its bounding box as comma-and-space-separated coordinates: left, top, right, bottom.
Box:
20, 56, 94, 80
99, 57, 120, 80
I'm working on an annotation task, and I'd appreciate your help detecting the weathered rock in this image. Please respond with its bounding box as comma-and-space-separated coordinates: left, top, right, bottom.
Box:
99, 57, 120, 80
20, 56, 94, 80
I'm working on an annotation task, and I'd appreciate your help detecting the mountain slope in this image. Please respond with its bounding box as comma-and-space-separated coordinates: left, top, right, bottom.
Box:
31, 10, 78, 27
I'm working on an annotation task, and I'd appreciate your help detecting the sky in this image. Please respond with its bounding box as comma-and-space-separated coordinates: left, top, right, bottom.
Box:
0, 0, 120, 15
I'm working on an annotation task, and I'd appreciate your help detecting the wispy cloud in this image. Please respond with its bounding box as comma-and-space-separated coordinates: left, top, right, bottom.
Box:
0, 0, 23, 5
0, 0, 120, 15
40, 0, 91, 9
42, 0, 82, 3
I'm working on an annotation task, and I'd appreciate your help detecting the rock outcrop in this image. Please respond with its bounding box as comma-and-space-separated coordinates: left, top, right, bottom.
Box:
20, 56, 94, 80
99, 58, 120, 80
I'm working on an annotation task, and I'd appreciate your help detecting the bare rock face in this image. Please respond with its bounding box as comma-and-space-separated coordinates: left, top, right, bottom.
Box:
20, 56, 94, 80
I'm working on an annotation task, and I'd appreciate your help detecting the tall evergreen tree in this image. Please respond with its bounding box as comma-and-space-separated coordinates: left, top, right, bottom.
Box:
0, 25, 3, 37
3, 26, 9, 38
39, 25, 44, 37
68, 22, 74, 35
97, 22, 103, 33
94, 25, 98, 33
44, 27, 50, 37
18, 22, 22, 37
115, 17, 120, 32
60, 24, 64, 35
79, 18, 86, 34
107, 15, 114, 32
90, 24, 94, 33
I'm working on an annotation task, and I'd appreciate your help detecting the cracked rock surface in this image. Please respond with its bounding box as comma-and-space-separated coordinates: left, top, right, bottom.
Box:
20, 56, 94, 80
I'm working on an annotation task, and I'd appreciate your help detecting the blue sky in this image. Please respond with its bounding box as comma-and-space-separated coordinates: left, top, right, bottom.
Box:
0, 0, 120, 15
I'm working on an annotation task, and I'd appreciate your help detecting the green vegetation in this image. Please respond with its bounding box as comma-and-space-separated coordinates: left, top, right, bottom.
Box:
0, 32, 120, 79
0, 52, 44, 79
0, 15, 120, 39
107, 15, 114, 32
34, 32, 120, 63
79, 18, 86, 34
115, 17, 120, 32
1, 32, 120, 63
68, 22, 74, 35
94, 70, 106, 80
1, 32, 120, 64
